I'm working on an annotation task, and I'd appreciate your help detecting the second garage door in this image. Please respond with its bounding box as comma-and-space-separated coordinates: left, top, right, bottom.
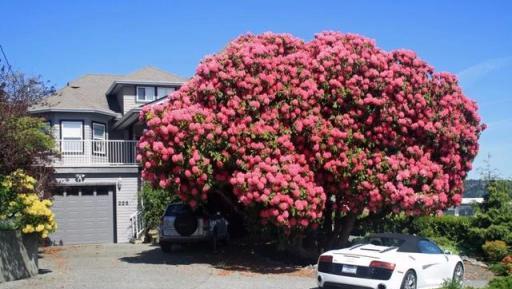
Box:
50, 185, 115, 245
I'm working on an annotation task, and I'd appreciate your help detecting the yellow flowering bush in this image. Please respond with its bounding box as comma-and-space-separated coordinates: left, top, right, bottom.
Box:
16, 194, 57, 238
0, 170, 57, 238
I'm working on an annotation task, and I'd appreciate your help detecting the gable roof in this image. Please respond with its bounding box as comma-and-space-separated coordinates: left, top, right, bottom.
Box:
121, 66, 187, 83
29, 67, 187, 118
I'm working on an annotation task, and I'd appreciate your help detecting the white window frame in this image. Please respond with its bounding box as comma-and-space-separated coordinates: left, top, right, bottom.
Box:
92, 122, 106, 154
136, 86, 156, 102
61, 121, 83, 153
157, 87, 175, 99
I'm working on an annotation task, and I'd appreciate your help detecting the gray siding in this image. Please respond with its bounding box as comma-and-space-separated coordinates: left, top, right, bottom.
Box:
122, 86, 139, 114
120, 85, 179, 115
115, 176, 140, 242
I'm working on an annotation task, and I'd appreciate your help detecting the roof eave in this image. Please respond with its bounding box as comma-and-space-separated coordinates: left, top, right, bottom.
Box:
28, 108, 120, 118
111, 108, 141, 130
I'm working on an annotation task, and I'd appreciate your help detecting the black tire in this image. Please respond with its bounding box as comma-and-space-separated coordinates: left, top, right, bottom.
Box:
174, 213, 198, 236
453, 262, 464, 283
160, 242, 172, 253
400, 270, 417, 289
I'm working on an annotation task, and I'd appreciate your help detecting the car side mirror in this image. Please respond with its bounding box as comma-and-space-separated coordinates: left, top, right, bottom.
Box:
444, 250, 452, 255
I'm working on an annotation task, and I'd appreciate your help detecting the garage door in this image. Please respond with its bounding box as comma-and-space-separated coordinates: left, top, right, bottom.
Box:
50, 185, 115, 245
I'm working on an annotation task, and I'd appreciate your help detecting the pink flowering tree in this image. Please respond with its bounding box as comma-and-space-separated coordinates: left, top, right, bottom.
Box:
138, 32, 484, 248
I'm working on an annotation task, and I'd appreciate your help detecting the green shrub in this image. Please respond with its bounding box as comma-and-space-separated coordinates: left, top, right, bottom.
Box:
470, 180, 512, 250
486, 276, 512, 289
482, 240, 509, 262
438, 279, 478, 289
429, 236, 461, 255
141, 184, 179, 230
357, 214, 472, 255
489, 263, 509, 277
501, 255, 512, 275
414, 215, 475, 254
438, 279, 465, 289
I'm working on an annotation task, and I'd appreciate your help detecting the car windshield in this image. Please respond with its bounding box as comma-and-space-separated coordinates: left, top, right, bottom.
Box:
356, 236, 406, 247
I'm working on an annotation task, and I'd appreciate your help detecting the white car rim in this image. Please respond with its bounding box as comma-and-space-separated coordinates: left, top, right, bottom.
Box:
405, 273, 416, 289
454, 264, 464, 282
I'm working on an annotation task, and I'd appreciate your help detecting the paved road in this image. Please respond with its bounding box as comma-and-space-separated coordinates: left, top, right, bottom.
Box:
0, 244, 317, 289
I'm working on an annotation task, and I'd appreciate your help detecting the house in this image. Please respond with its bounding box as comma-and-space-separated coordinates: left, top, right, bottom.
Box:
29, 67, 186, 244
446, 180, 486, 216
447, 179, 512, 216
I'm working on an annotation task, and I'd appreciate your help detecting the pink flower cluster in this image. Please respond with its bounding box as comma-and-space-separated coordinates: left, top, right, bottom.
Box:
229, 153, 325, 228
138, 31, 484, 230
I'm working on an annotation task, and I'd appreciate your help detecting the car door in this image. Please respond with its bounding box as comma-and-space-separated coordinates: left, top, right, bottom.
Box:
414, 239, 450, 288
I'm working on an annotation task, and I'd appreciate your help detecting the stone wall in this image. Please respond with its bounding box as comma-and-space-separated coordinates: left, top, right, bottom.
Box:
0, 230, 39, 283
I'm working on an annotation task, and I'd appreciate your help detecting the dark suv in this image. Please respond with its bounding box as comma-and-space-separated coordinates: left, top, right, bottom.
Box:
159, 203, 229, 252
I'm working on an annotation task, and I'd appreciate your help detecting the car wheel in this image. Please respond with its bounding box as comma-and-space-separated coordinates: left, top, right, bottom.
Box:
160, 242, 172, 253
453, 262, 464, 283
400, 270, 417, 289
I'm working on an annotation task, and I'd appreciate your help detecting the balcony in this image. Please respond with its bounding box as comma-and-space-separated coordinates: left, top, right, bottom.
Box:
54, 140, 139, 167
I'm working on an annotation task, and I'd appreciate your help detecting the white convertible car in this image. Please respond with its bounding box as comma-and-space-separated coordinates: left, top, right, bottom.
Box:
317, 233, 464, 289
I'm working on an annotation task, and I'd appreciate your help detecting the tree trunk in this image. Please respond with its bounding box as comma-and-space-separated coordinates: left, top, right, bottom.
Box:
286, 234, 320, 260
337, 213, 357, 248
327, 212, 357, 249
212, 189, 242, 215
322, 198, 333, 235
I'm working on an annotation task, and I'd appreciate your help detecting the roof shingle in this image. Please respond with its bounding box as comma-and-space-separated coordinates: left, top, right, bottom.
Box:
30, 67, 186, 117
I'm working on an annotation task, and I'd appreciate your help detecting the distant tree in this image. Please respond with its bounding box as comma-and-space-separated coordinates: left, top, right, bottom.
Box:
0, 61, 56, 195
470, 180, 512, 246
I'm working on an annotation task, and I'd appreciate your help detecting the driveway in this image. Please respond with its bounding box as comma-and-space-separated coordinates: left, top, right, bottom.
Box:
0, 244, 317, 289
0, 243, 490, 289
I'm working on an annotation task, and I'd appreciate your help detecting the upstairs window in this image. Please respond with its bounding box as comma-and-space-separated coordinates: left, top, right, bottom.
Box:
92, 122, 106, 154
61, 121, 83, 153
136, 86, 156, 102
157, 87, 175, 99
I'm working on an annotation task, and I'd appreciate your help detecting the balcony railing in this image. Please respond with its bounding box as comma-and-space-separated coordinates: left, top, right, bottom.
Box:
54, 140, 138, 167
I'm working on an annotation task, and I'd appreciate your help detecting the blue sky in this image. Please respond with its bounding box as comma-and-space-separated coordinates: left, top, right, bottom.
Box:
1, 0, 511, 179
